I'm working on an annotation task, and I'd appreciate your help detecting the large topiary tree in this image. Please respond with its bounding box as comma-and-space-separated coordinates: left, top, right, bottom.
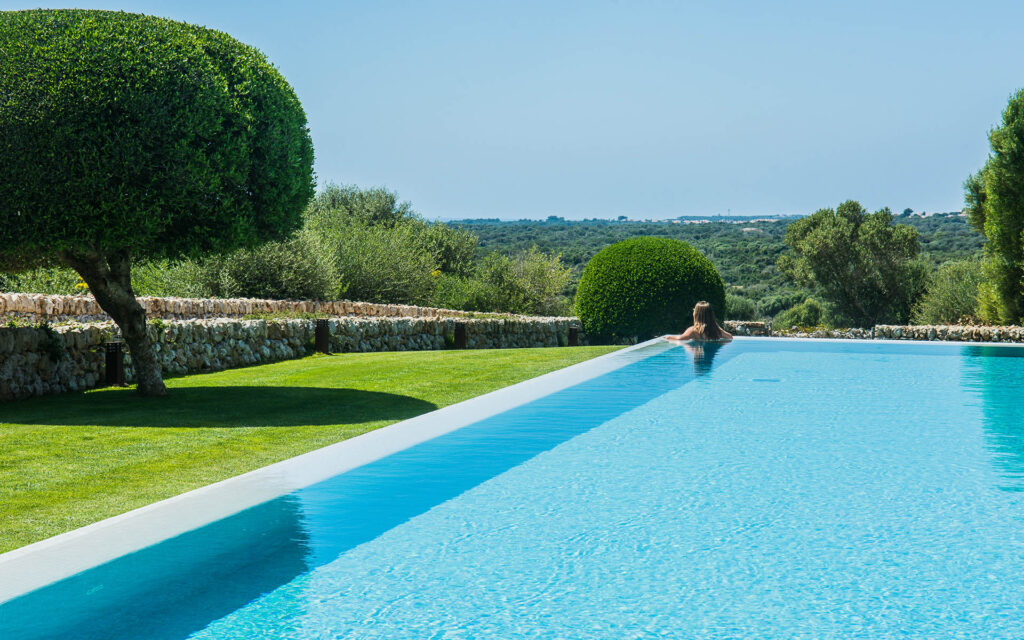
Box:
0, 10, 315, 395
965, 89, 1024, 324
574, 237, 726, 343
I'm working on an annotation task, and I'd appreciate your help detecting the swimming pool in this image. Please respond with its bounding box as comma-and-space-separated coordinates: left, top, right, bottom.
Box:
2, 338, 1024, 638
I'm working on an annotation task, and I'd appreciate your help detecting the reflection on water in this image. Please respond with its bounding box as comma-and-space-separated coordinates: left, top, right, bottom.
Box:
680, 340, 726, 376
962, 345, 1024, 492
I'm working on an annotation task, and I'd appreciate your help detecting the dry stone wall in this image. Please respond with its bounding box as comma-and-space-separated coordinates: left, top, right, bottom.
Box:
0, 292, 491, 324
874, 324, 1024, 342
769, 327, 874, 339
729, 322, 1024, 342
0, 323, 109, 401
720, 321, 1024, 342
722, 321, 770, 336
0, 316, 583, 402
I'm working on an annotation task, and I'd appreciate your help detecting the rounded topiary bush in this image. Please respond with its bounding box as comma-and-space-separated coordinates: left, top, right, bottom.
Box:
574, 237, 726, 342
0, 9, 314, 396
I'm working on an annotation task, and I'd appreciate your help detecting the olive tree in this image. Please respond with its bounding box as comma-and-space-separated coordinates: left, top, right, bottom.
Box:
777, 201, 928, 327
964, 90, 1024, 324
0, 10, 314, 395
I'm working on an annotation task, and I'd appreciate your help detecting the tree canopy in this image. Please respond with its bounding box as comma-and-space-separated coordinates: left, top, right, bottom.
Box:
0, 9, 314, 267
777, 201, 928, 327
0, 9, 314, 394
965, 89, 1024, 324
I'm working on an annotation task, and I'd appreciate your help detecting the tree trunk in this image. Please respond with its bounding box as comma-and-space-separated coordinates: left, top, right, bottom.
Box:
60, 250, 167, 397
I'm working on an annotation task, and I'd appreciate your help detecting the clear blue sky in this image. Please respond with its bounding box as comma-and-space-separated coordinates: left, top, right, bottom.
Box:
4, 1, 1024, 219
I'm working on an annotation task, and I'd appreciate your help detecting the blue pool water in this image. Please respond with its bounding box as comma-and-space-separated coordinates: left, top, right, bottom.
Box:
4, 339, 1024, 638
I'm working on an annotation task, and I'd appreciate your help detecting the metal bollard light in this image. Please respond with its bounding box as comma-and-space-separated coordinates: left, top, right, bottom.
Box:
568, 327, 579, 347
104, 341, 125, 386
315, 318, 330, 354
454, 322, 468, 349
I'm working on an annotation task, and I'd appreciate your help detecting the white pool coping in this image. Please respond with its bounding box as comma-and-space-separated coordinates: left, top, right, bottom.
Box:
734, 334, 1024, 349
3, 334, 1022, 605
0, 339, 671, 605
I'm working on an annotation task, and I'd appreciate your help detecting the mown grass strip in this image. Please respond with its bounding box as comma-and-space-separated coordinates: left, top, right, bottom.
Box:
0, 346, 619, 552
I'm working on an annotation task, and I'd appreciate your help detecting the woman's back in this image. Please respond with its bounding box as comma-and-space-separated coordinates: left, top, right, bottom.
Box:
664, 301, 732, 342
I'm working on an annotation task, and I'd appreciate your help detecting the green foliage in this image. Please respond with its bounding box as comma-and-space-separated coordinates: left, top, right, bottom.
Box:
453, 214, 978, 313
964, 89, 1024, 324
773, 298, 828, 329
422, 224, 479, 277
130, 260, 208, 298
912, 259, 985, 325
1, 260, 206, 298
726, 293, 759, 320
475, 248, 573, 316
777, 201, 929, 327
0, 183, 476, 305
0, 266, 83, 295
574, 237, 726, 342
906, 213, 986, 264
431, 247, 573, 315
1, 188, 983, 328
300, 185, 441, 304
429, 275, 494, 312
458, 217, 797, 296
755, 289, 806, 318
305, 184, 416, 229
977, 279, 1002, 324
194, 237, 335, 300
321, 222, 439, 304
0, 10, 314, 270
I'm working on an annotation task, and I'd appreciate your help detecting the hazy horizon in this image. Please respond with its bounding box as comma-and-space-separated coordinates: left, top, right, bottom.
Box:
432, 207, 963, 223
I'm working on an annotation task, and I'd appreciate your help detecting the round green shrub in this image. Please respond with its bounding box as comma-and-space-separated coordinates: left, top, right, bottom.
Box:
574, 237, 726, 342
0, 9, 315, 269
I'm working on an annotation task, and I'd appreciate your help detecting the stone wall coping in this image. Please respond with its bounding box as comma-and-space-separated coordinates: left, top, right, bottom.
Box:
0, 292, 576, 323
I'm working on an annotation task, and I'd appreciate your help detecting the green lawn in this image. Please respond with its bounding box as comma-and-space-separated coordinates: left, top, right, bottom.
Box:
0, 346, 618, 553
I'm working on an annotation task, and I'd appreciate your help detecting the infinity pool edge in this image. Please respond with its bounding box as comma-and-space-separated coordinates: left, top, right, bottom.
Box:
0, 341, 664, 604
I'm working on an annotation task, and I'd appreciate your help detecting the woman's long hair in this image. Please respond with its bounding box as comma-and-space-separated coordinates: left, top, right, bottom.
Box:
691, 301, 723, 340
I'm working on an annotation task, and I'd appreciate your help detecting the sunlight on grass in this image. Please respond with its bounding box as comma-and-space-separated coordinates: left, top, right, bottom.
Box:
0, 346, 619, 553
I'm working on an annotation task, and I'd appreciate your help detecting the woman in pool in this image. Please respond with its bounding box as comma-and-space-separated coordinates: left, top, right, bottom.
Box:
664, 301, 732, 342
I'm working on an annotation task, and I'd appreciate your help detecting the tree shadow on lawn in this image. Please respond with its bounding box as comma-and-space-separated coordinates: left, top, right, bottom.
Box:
1, 386, 438, 428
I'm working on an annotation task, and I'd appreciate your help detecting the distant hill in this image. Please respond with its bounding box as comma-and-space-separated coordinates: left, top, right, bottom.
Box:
452, 212, 983, 307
